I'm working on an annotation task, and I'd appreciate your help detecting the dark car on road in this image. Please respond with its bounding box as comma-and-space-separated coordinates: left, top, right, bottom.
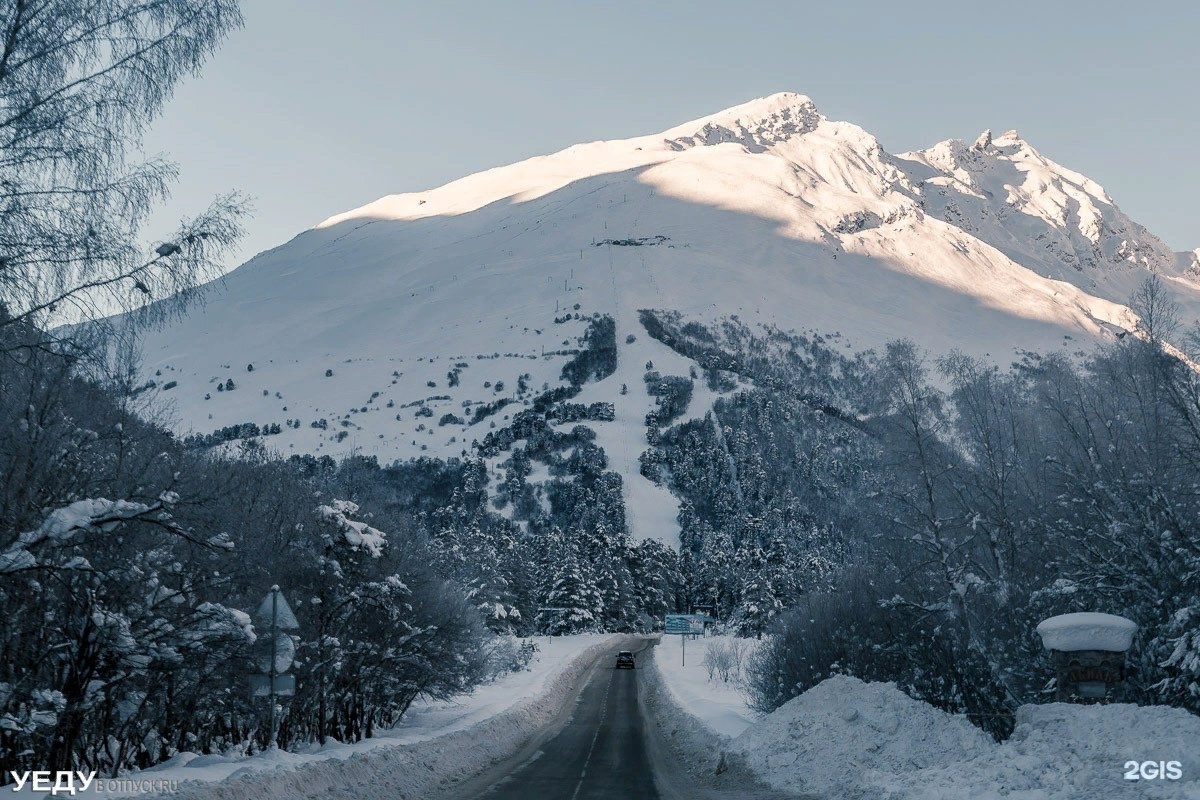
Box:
615, 651, 635, 669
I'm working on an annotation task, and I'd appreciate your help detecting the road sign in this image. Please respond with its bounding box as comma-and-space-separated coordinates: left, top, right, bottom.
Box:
254, 632, 297, 674
665, 614, 708, 634
254, 587, 299, 630
665, 614, 710, 667
249, 585, 300, 747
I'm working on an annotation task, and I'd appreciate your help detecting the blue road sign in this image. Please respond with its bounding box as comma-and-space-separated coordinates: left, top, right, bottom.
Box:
665, 613, 708, 634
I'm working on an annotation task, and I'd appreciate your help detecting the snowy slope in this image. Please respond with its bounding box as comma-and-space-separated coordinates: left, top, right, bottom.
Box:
899, 129, 1200, 318
124, 92, 1197, 542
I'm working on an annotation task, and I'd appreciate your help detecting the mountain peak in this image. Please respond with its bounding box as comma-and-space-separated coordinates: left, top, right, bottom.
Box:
700, 91, 818, 124
125, 91, 1198, 524
1182, 248, 1200, 276
663, 92, 822, 151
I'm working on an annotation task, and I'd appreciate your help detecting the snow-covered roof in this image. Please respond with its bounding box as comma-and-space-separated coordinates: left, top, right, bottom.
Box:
1035, 612, 1137, 652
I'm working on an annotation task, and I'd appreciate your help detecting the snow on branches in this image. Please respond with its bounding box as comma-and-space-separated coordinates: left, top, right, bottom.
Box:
0, 496, 175, 574
317, 499, 387, 557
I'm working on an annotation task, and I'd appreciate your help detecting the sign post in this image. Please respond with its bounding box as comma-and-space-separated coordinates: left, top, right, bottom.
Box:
251, 585, 300, 747
664, 614, 708, 666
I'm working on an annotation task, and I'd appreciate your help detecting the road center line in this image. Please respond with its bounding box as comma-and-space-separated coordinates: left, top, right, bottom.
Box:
569, 671, 614, 800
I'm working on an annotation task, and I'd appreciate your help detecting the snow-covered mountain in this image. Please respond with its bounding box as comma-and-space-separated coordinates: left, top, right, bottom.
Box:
127, 92, 1196, 540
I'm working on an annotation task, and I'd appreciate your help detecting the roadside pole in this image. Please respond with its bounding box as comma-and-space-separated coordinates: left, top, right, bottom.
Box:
269, 588, 279, 747
250, 585, 299, 750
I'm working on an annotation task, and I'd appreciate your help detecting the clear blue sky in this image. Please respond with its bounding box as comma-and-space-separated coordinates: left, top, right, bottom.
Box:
144, 0, 1198, 264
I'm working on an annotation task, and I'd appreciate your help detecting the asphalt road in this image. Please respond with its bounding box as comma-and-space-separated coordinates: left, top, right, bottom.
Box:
471, 643, 660, 800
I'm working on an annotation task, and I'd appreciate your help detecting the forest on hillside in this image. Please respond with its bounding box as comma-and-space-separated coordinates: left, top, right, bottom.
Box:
634, 298, 1200, 737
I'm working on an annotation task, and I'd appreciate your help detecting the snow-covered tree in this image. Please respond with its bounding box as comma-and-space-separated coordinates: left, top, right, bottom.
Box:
535, 530, 599, 635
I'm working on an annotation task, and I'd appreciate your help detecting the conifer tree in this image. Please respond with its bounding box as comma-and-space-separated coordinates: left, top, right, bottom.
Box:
536, 531, 599, 635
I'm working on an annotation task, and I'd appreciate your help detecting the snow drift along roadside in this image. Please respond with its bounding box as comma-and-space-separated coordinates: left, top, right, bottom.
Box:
731, 675, 993, 799
649, 645, 1200, 800
640, 640, 787, 798
651, 634, 760, 738
152, 634, 623, 800
730, 674, 1200, 800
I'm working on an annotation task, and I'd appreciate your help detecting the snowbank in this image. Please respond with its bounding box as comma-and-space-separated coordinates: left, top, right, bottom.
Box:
983, 702, 1200, 798
650, 641, 1200, 800
731, 675, 993, 799
728, 675, 1200, 800
640, 638, 779, 797
653, 634, 759, 738
64, 634, 621, 799
1036, 612, 1138, 652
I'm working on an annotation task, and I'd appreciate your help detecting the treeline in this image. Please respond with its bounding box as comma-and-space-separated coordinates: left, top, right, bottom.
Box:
638, 310, 875, 636
380, 446, 679, 635
641, 287, 1200, 736
182, 420, 283, 448
0, 317, 509, 775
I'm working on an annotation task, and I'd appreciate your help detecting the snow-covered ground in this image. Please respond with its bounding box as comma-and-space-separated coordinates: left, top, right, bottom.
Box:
653, 634, 759, 738
652, 639, 1200, 799
733, 675, 1200, 800
19, 634, 620, 798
